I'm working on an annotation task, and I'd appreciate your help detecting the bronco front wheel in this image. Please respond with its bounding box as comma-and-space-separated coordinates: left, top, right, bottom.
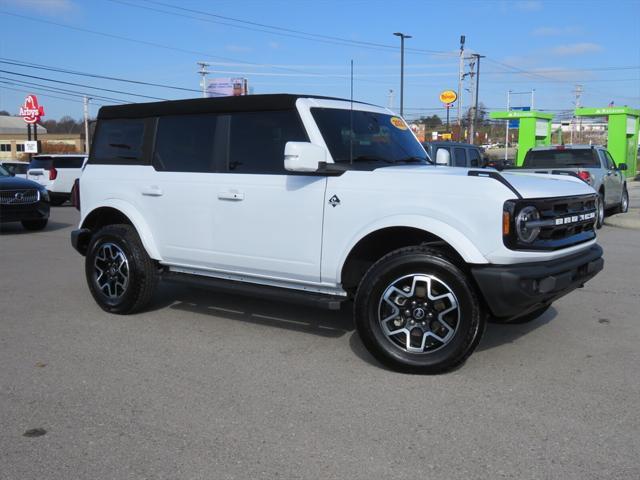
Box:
354, 246, 484, 374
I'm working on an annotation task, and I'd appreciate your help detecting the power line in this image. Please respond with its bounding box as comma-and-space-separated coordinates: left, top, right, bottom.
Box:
0, 83, 111, 107
109, 0, 455, 57
0, 10, 316, 76
0, 58, 202, 94
0, 70, 168, 101
0, 77, 129, 104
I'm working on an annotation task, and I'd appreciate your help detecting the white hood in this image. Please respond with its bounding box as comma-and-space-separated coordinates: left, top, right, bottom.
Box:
369, 165, 595, 200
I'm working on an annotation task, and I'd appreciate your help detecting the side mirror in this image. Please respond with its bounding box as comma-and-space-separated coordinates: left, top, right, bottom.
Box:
435, 148, 451, 166
284, 142, 327, 173
618, 163, 628, 171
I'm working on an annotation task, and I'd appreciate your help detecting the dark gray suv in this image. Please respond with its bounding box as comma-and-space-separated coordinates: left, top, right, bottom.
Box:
422, 141, 485, 168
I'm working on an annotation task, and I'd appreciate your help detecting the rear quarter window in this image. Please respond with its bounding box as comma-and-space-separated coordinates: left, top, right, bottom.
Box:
91, 118, 147, 164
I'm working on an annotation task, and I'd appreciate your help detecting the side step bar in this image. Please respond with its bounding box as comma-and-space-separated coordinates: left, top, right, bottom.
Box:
163, 272, 347, 311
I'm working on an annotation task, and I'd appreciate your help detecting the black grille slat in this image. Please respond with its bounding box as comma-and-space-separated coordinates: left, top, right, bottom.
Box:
0, 189, 39, 205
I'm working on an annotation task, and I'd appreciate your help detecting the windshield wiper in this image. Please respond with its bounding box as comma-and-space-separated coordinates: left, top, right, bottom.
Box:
344, 155, 394, 164
396, 156, 430, 164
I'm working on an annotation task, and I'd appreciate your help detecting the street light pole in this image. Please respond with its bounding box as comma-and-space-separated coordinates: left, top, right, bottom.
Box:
393, 32, 411, 117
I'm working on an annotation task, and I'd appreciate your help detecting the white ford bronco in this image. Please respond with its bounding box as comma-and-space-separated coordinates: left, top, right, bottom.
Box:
71, 94, 603, 373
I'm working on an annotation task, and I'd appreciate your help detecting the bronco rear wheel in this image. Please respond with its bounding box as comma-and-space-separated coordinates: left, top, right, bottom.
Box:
85, 224, 158, 314
354, 246, 484, 374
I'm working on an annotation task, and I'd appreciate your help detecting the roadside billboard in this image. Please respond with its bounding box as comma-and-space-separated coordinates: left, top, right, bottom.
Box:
206, 78, 248, 97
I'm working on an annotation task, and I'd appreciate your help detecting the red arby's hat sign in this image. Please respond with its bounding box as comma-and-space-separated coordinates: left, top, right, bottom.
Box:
19, 94, 45, 124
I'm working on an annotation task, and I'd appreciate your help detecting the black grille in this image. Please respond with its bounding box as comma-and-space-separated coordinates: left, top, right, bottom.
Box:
504, 194, 597, 251
0, 189, 39, 205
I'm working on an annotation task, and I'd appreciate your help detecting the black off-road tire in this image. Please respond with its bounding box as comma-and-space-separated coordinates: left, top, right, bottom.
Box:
596, 191, 605, 229
354, 246, 485, 374
85, 224, 158, 314
489, 305, 550, 325
612, 185, 629, 214
21, 219, 48, 230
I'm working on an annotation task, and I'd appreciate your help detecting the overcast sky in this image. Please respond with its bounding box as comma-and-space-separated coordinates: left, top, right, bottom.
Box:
1, 0, 639, 121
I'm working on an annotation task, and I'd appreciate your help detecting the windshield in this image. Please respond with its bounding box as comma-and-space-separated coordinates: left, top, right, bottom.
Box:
523, 149, 599, 168
311, 108, 428, 165
0, 164, 9, 177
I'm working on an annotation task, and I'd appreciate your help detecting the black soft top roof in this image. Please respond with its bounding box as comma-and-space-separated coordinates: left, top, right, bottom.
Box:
98, 94, 374, 119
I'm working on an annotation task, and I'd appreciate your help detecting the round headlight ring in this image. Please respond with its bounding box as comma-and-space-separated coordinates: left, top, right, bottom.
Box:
516, 206, 541, 243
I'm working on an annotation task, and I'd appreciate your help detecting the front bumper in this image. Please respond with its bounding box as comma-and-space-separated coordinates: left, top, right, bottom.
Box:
472, 244, 603, 319
0, 201, 50, 223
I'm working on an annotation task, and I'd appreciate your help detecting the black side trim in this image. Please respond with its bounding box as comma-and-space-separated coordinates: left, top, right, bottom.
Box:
467, 169, 523, 199
164, 272, 346, 310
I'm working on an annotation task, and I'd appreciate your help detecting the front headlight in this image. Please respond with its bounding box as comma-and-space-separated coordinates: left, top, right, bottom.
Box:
515, 206, 540, 243
39, 188, 50, 202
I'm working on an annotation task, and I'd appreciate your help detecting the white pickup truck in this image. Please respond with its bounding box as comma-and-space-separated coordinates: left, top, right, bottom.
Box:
27, 154, 87, 205
70, 94, 603, 373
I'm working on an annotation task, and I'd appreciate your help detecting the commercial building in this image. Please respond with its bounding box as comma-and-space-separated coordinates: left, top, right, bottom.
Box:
0, 116, 83, 160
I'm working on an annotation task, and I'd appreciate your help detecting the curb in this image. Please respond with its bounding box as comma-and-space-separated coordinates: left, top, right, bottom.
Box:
604, 211, 640, 230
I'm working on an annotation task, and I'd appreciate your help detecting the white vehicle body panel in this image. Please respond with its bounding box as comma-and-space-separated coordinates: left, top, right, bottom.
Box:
79, 96, 598, 293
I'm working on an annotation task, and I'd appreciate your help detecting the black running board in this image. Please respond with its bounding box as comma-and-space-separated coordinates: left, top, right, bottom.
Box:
163, 272, 347, 310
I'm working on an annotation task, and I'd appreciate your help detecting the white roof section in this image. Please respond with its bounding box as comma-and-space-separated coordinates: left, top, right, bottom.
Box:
0, 116, 47, 134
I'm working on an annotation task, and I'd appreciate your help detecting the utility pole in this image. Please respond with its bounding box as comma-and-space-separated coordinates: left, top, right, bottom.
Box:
457, 35, 465, 131
387, 89, 395, 110
83, 96, 90, 153
505, 90, 511, 162
572, 84, 583, 144
393, 32, 411, 117
470, 54, 485, 145
197, 61, 210, 98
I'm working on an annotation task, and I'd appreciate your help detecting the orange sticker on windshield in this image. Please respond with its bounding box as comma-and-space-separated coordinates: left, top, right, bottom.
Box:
390, 116, 407, 130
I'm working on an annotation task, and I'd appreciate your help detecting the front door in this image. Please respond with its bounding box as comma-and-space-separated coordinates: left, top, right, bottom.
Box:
207, 110, 326, 284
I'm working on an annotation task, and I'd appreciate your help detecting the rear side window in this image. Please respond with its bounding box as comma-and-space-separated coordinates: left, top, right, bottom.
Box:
29, 157, 53, 170
453, 147, 467, 167
92, 119, 146, 164
603, 151, 616, 170
153, 114, 221, 173
468, 148, 481, 167
53, 157, 85, 169
227, 110, 307, 174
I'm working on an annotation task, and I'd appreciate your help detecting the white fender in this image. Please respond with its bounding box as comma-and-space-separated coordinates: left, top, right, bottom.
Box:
81, 198, 163, 261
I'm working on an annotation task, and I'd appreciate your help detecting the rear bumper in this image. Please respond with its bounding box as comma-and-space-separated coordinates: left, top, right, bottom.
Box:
472, 244, 604, 319
71, 228, 92, 256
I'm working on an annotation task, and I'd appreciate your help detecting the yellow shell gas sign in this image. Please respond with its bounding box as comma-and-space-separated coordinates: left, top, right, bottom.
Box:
439, 90, 457, 104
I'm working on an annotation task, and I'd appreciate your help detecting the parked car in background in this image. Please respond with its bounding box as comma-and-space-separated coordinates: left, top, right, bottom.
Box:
26, 154, 87, 206
0, 160, 29, 178
515, 145, 628, 228
0, 163, 50, 230
422, 141, 485, 168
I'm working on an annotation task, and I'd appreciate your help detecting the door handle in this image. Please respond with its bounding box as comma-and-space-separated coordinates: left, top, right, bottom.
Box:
217, 190, 244, 201
141, 185, 163, 196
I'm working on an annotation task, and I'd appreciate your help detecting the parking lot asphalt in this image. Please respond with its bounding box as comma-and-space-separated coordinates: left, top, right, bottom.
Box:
1, 206, 639, 480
